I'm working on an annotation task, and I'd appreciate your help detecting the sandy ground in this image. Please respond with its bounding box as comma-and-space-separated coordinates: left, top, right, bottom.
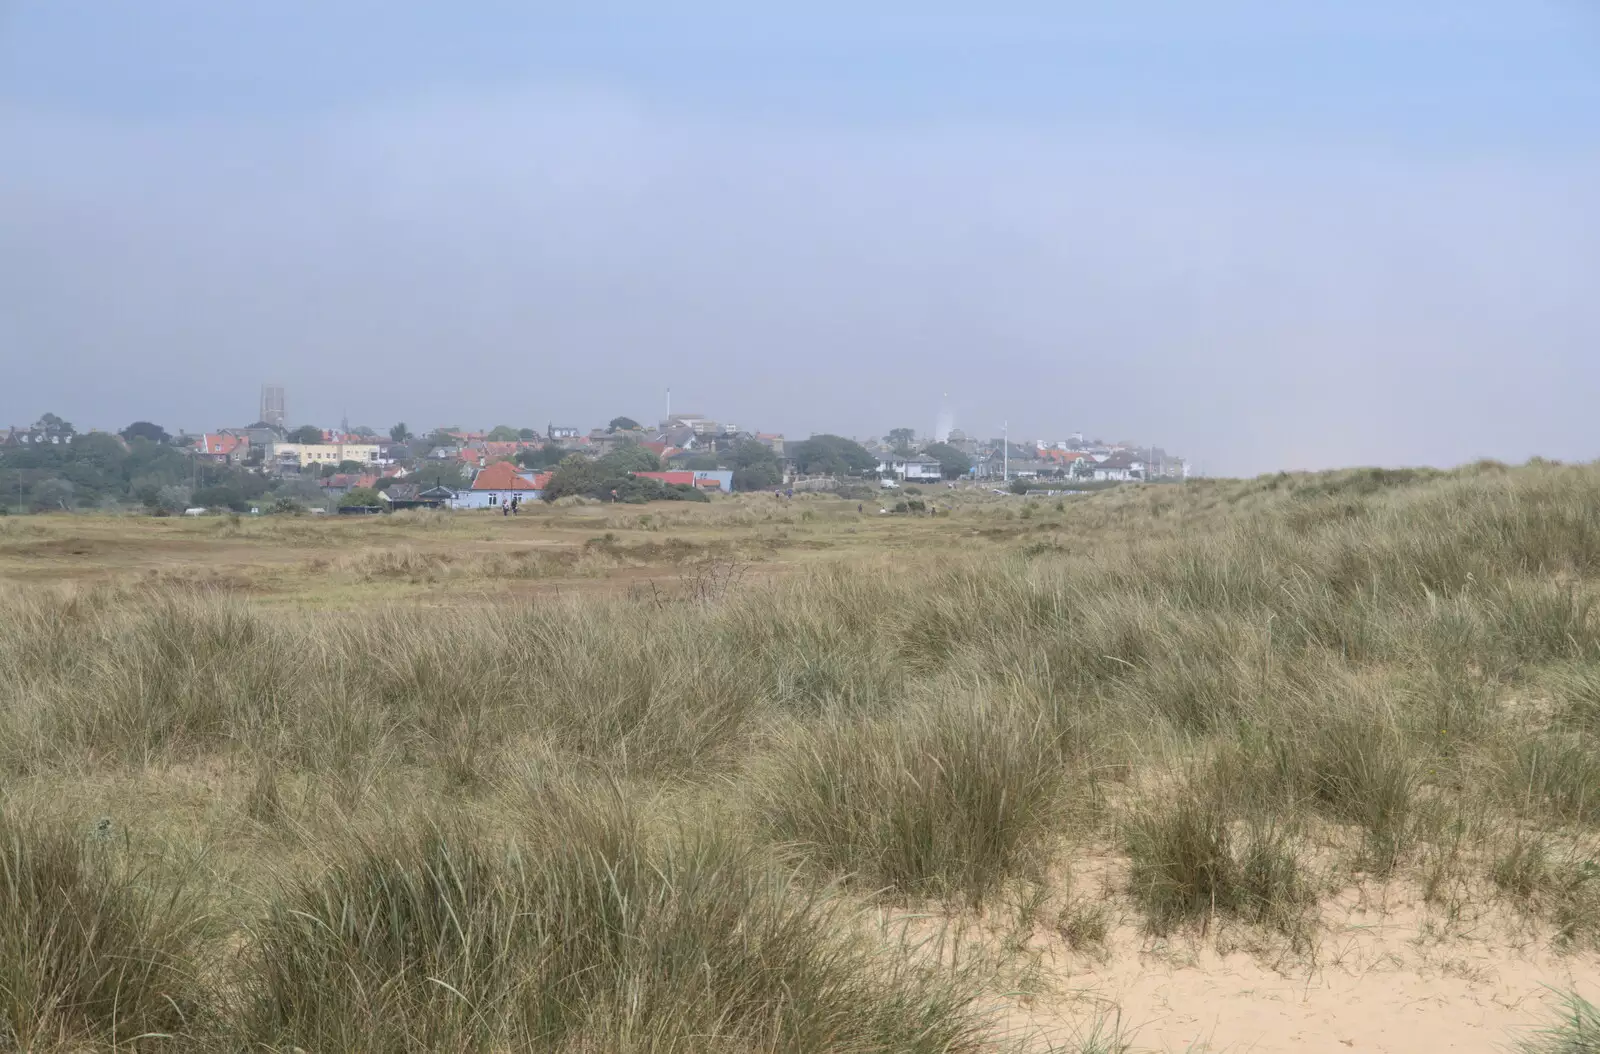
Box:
997, 884, 1600, 1052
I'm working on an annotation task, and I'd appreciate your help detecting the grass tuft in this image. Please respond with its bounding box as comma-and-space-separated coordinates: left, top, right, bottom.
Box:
0, 812, 211, 1048
753, 698, 1064, 904
1125, 790, 1315, 939
1519, 990, 1600, 1054
240, 793, 985, 1053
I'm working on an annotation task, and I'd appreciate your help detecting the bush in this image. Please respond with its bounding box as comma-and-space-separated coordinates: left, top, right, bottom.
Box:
192, 484, 248, 512
542, 455, 708, 503
340, 486, 382, 508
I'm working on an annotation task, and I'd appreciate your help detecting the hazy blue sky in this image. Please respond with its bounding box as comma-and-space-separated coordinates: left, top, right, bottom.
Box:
3, 3, 1597, 474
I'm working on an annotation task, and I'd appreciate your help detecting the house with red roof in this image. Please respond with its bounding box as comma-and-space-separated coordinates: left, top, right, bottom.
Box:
454, 461, 549, 509
634, 469, 733, 493
319, 473, 379, 497
194, 433, 248, 464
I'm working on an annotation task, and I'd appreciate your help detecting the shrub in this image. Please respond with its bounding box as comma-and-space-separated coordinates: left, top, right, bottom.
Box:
339, 486, 381, 507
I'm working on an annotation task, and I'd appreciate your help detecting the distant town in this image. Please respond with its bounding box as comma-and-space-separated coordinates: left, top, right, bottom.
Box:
1, 385, 1188, 514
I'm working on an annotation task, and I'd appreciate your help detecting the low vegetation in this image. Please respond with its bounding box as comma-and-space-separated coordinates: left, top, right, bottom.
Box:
2, 460, 1600, 1048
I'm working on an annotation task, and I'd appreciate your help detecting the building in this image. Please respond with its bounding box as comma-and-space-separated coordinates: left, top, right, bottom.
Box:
319, 473, 378, 498
634, 470, 733, 493
1, 427, 73, 447
547, 424, 581, 440
875, 457, 943, 483
660, 414, 723, 437
454, 461, 549, 509
270, 442, 382, 469
194, 433, 249, 464
1036, 449, 1094, 476
259, 385, 286, 430
1091, 454, 1146, 482
378, 483, 450, 511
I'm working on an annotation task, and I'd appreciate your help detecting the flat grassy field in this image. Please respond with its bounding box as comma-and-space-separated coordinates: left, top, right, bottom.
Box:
5, 468, 1600, 1052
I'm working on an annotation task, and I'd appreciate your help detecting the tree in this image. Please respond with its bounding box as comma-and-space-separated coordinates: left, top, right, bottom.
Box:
33, 413, 74, 437
336, 460, 365, 473
886, 427, 917, 456
922, 442, 972, 480
682, 454, 720, 471
791, 435, 876, 477
192, 484, 249, 512
515, 445, 565, 471
341, 487, 382, 508
272, 478, 323, 506
541, 455, 605, 502
542, 454, 708, 504
486, 425, 521, 442
390, 422, 412, 443
599, 442, 661, 475
31, 478, 75, 510
729, 439, 781, 491
608, 416, 641, 433
1010, 477, 1029, 495
287, 425, 323, 444
419, 460, 471, 490
120, 421, 170, 444
517, 427, 538, 440
155, 484, 191, 513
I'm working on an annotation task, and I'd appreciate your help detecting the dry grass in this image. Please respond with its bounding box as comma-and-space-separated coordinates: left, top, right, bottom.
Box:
4, 463, 1600, 1048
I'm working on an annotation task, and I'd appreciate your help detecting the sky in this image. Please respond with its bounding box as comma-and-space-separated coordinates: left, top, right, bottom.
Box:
2, 3, 1597, 476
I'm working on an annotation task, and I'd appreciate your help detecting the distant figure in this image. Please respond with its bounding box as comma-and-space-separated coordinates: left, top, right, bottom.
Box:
511, 497, 520, 515
858, 503, 863, 514
501, 502, 509, 516
786, 488, 794, 499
